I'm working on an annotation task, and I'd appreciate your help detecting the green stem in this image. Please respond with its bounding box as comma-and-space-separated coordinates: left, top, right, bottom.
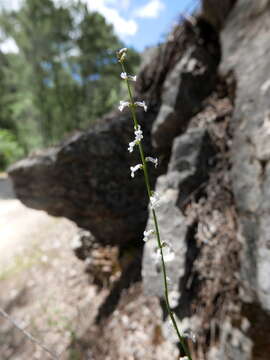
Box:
120, 61, 192, 360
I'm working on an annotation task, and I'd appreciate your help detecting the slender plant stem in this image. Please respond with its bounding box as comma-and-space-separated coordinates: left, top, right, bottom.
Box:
120, 61, 192, 360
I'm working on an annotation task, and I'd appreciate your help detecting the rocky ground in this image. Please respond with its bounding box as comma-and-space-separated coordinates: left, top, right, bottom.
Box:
0, 185, 179, 360
0, 193, 104, 360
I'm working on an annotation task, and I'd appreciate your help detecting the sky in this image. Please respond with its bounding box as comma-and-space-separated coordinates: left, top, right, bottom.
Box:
0, 0, 199, 53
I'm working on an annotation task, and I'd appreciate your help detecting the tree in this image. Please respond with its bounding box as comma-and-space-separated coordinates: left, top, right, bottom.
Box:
0, 0, 140, 156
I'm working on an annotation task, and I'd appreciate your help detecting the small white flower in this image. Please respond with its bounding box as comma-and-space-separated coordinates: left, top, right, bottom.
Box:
143, 229, 154, 242
117, 47, 127, 62
182, 330, 196, 343
150, 192, 160, 210
118, 47, 127, 56
146, 156, 158, 168
130, 164, 143, 178
135, 101, 147, 112
128, 140, 136, 153
163, 247, 175, 262
168, 290, 180, 308
120, 72, 137, 82
134, 124, 143, 142
118, 100, 130, 112
128, 125, 143, 152
179, 357, 189, 360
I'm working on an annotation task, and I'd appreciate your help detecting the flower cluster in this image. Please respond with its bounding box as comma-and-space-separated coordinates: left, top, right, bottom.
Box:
143, 229, 155, 242
120, 72, 137, 82
117, 47, 127, 62
119, 100, 129, 112
146, 156, 158, 168
150, 191, 160, 210
117, 47, 192, 360
130, 164, 142, 178
118, 100, 147, 113
128, 125, 143, 153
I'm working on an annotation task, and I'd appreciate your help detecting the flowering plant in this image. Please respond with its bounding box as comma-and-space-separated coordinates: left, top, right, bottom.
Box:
116, 47, 194, 360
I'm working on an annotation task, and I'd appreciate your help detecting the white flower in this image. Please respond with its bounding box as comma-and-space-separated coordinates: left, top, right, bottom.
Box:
150, 192, 160, 210
135, 101, 147, 112
155, 246, 175, 264
120, 72, 137, 82
143, 229, 154, 242
128, 125, 143, 152
146, 156, 158, 168
182, 330, 196, 343
117, 47, 127, 62
130, 164, 143, 178
128, 140, 136, 153
118, 47, 127, 56
163, 247, 175, 262
134, 124, 143, 142
168, 290, 180, 308
119, 100, 130, 112
179, 357, 189, 360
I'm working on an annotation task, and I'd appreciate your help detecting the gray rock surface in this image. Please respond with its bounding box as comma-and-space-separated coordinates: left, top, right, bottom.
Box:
220, 0, 270, 358
221, 0, 270, 313
202, 0, 237, 30
152, 19, 221, 152
143, 128, 216, 309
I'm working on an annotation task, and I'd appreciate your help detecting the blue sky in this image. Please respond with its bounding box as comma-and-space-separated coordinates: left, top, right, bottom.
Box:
115, 0, 199, 51
0, 0, 199, 53
87, 0, 199, 51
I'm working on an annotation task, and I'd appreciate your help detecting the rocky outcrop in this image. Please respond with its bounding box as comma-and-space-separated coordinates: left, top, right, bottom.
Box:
143, 128, 216, 303
151, 20, 220, 152
8, 109, 158, 247
220, 0, 270, 358
8, 16, 221, 249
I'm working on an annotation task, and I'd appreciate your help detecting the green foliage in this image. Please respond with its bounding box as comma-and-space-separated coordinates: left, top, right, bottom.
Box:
0, 129, 24, 169
0, 0, 140, 156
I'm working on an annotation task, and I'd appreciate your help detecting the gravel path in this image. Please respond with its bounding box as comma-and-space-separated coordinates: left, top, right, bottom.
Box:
0, 196, 106, 360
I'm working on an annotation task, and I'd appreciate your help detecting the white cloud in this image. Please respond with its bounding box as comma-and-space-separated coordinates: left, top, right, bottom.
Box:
54, 0, 137, 38
0, 0, 22, 11
1, 0, 138, 40
135, 0, 165, 19
86, 0, 137, 37
0, 37, 19, 53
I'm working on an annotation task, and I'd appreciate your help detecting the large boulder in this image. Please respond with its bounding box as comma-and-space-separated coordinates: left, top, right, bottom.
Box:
9, 109, 158, 246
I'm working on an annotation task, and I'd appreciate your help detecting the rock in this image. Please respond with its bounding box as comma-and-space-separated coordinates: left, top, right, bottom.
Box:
142, 128, 216, 311
221, 0, 270, 311
71, 229, 96, 261
9, 109, 158, 247
220, 0, 270, 357
0, 174, 15, 199
207, 320, 253, 360
202, 0, 237, 30
151, 18, 221, 153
